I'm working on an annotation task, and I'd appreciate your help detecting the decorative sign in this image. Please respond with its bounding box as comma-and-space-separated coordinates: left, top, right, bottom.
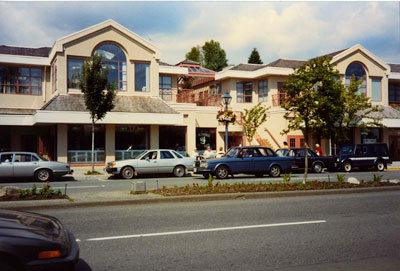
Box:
217, 109, 236, 123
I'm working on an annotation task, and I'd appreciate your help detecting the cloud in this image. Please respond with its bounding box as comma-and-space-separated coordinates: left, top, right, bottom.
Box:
0, 2, 398, 65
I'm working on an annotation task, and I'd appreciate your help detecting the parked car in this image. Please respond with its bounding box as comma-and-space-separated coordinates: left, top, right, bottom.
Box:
276, 148, 338, 173
106, 149, 196, 179
193, 146, 297, 179
337, 143, 391, 172
0, 208, 79, 271
0, 152, 73, 182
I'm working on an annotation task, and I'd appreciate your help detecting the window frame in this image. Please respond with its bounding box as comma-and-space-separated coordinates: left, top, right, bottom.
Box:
0, 66, 42, 95
237, 81, 253, 103
67, 56, 85, 89
371, 77, 382, 102
135, 62, 150, 92
51, 60, 57, 93
258, 80, 268, 102
345, 62, 367, 96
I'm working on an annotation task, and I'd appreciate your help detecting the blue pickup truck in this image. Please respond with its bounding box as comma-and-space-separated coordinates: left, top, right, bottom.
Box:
193, 146, 297, 179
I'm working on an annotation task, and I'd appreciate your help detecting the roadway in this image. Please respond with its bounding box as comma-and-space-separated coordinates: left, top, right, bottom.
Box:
36, 191, 400, 271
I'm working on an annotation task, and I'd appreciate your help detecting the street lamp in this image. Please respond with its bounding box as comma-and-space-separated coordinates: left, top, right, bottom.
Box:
222, 93, 232, 152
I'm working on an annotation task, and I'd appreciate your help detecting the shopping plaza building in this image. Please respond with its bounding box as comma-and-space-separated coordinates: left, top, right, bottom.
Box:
1, 20, 400, 166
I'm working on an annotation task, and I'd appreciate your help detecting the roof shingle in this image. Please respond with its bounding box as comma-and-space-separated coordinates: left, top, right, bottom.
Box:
0, 45, 51, 57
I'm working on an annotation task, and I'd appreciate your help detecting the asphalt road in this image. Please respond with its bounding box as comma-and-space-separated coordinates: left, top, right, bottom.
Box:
1, 170, 399, 198
37, 191, 400, 271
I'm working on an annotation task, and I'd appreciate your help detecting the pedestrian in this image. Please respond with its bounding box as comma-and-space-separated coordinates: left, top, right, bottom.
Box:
283, 141, 289, 148
216, 147, 225, 158
315, 143, 323, 156
191, 148, 200, 160
203, 146, 214, 159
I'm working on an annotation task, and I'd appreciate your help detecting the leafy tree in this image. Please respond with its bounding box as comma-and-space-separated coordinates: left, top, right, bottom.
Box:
185, 46, 202, 64
80, 53, 116, 172
248, 48, 263, 64
240, 103, 270, 144
335, 75, 382, 145
202, 40, 228, 71
184, 40, 228, 72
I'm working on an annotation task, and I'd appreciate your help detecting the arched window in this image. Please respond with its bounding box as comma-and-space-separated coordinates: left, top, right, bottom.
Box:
345, 62, 366, 95
94, 43, 127, 91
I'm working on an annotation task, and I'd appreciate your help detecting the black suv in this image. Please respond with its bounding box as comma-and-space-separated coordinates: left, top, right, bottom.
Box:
337, 143, 391, 172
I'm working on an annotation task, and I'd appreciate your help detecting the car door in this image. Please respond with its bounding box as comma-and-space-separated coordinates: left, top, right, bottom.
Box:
354, 145, 369, 168
13, 153, 39, 177
235, 148, 258, 174
135, 151, 159, 174
158, 151, 176, 173
0, 153, 14, 177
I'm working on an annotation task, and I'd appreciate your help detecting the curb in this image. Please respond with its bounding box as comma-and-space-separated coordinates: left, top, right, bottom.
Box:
1, 186, 400, 211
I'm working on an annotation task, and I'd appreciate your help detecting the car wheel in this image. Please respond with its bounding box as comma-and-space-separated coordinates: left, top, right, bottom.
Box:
173, 165, 186, 177
121, 167, 135, 179
312, 162, 323, 173
203, 173, 210, 179
343, 162, 352, 172
375, 161, 385, 171
269, 165, 281, 177
35, 169, 51, 182
215, 166, 229, 179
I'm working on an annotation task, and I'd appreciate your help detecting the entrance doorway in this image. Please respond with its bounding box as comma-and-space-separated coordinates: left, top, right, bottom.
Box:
389, 136, 400, 161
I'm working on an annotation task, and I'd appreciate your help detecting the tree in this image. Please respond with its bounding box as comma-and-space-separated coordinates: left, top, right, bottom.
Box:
280, 56, 343, 183
248, 48, 263, 64
80, 53, 116, 172
240, 103, 270, 144
184, 40, 228, 72
185, 46, 202, 64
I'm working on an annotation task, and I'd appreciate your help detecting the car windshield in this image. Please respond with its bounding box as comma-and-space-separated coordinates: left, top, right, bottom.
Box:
339, 145, 354, 155
276, 149, 288, 157
225, 147, 240, 158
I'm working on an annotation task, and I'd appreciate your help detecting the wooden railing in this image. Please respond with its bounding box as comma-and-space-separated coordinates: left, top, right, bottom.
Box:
160, 88, 222, 106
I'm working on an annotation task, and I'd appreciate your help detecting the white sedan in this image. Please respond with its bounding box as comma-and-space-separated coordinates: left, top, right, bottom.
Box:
105, 149, 195, 179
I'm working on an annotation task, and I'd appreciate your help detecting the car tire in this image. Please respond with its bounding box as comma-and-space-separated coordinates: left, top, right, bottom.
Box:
312, 162, 323, 173
173, 165, 186, 177
375, 161, 385, 171
269, 165, 281, 177
121, 167, 135, 179
343, 162, 352, 172
203, 173, 210, 179
35, 169, 52, 182
215, 165, 230, 179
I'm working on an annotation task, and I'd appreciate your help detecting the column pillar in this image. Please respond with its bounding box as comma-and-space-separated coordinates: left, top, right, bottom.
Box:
105, 124, 115, 163
57, 124, 68, 163
150, 125, 159, 149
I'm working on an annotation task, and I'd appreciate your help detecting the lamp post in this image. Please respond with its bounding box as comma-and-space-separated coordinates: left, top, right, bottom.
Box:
222, 93, 232, 152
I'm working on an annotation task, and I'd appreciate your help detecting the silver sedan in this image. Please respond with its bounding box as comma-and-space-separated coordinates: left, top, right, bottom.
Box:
0, 152, 73, 182
106, 149, 196, 179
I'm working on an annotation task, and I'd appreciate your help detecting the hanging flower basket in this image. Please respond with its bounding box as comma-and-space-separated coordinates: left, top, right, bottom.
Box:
217, 109, 236, 123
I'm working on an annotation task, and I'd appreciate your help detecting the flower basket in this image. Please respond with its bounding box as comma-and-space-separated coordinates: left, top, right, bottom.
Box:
217, 110, 236, 123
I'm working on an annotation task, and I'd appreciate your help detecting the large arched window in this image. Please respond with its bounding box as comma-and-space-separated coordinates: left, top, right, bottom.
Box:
345, 62, 366, 95
94, 43, 127, 91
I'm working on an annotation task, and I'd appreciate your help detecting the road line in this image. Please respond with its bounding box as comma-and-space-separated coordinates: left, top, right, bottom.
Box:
86, 220, 326, 241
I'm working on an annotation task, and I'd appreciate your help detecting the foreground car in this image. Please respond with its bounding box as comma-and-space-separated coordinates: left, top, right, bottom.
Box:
0, 209, 79, 271
194, 146, 297, 179
276, 148, 338, 173
337, 143, 391, 172
106, 149, 196, 179
0, 152, 73, 182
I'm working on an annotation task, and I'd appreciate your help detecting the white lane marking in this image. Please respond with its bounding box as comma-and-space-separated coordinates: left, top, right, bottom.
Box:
86, 220, 326, 241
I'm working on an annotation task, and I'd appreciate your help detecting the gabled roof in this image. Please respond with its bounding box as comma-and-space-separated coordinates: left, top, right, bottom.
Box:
177, 59, 200, 66
49, 19, 161, 61
0, 45, 51, 57
266, 59, 307, 69
321, 48, 348, 59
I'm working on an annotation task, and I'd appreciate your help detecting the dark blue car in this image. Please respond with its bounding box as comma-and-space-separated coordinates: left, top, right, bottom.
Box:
193, 146, 297, 179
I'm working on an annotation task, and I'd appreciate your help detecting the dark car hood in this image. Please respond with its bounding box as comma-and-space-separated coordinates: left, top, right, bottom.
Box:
0, 209, 63, 241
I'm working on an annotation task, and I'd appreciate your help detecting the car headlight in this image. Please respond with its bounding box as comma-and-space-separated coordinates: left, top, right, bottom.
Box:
200, 161, 208, 168
110, 162, 116, 167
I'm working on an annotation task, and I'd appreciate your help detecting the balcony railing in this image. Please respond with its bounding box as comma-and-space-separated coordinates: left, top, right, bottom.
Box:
160, 88, 222, 106
272, 93, 287, 106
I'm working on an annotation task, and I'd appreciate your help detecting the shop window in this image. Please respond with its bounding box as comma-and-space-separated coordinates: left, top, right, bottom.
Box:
196, 128, 216, 151
361, 128, 381, 144
0, 66, 42, 95
115, 125, 149, 160
135, 63, 150, 91
345, 62, 366, 95
237, 82, 252, 103
159, 126, 187, 154
67, 125, 105, 163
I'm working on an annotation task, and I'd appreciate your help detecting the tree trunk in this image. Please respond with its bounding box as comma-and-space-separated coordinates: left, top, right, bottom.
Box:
91, 119, 95, 173
303, 126, 308, 185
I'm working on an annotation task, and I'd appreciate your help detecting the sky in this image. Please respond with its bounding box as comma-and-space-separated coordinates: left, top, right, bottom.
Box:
0, 1, 399, 65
